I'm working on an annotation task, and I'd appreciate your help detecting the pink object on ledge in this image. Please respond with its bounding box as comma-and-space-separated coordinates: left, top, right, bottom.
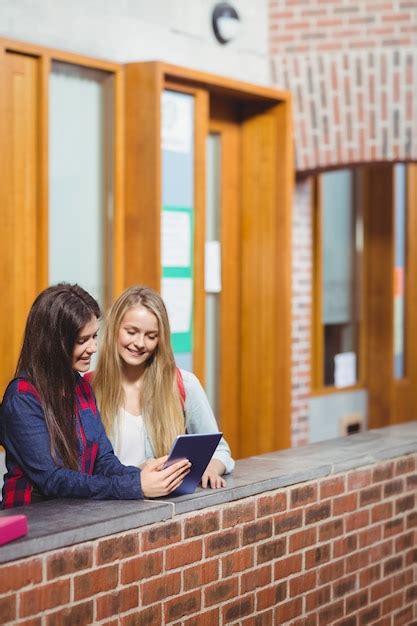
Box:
0, 515, 28, 546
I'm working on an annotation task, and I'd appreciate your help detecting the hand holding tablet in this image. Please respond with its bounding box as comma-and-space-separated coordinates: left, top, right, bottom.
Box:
163, 433, 223, 495
141, 457, 191, 498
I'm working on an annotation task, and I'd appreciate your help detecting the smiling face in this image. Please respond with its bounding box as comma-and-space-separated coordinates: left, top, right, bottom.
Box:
117, 305, 159, 369
72, 315, 99, 372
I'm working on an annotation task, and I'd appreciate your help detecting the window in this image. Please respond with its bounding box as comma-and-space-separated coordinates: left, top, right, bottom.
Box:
313, 169, 364, 389
49, 62, 114, 307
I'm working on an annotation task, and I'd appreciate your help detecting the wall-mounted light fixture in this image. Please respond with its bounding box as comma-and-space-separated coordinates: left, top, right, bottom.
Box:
212, 2, 240, 45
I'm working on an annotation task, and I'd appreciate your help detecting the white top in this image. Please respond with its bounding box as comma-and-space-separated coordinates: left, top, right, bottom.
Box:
112, 409, 146, 468
109, 369, 234, 474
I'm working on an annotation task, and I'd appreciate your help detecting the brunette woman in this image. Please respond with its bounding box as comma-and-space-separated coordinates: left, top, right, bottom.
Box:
1, 283, 190, 508
89, 286, 234, 488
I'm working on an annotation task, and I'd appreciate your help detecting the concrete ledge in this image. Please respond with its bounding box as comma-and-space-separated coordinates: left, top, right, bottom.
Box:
1, 421, 416, 564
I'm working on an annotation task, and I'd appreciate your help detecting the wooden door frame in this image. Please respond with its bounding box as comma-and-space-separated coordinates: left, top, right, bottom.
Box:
208, 97, 241, 457
124, 62, 293, 455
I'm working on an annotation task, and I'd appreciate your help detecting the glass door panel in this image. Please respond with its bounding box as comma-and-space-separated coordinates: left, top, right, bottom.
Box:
49, 62, 113, 307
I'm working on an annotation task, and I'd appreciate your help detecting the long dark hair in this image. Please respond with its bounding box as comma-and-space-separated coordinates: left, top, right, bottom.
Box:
16, 283, 101, 469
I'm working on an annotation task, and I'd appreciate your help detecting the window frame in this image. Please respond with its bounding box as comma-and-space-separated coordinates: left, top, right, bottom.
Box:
0, 37, 125, 306
312, 169, 366, 395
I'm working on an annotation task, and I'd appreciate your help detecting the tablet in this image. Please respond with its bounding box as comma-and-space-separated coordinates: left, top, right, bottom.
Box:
164, 432, 223, 495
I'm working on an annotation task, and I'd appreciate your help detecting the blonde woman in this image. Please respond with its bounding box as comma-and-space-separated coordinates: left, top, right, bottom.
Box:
87, 286, 234, 489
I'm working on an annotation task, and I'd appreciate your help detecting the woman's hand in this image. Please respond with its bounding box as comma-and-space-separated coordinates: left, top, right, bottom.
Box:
140, 456, 191, 498
201, 459, 226, 489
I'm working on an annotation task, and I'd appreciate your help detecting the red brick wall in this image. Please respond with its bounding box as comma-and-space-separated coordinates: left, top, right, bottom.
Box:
291, 178, 312, 447
272, 49, 417, 171
269, 0, 416, 55
2, 454, 417, 625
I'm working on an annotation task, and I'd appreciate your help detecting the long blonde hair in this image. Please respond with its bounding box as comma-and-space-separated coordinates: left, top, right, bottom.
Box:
93, 286, 185, 457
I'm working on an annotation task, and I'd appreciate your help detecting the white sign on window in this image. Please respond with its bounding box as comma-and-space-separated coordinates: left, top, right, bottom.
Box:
334, 352, 356, 388
161, 277, 193, 334
161, 91, 193, 154
205, 240, 221, 293
161, 211, 191, 268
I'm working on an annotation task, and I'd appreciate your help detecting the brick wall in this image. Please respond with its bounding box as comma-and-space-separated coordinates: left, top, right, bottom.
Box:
269, 0, 416, 55
269, 0, 417, 152
272, 48, 417, 171
291, 177, 312, 448
2, 453, 417, 625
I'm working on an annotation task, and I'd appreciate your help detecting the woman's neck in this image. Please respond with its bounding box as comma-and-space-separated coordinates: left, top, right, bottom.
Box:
121, 364, 145, 416
121, 363, 145, 388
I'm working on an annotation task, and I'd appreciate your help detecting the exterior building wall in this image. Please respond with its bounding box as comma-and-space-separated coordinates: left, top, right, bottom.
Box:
269, 0, 417, 445
0, 0, 270, 84
2, 453, 417, 624
273, 48, 417, 171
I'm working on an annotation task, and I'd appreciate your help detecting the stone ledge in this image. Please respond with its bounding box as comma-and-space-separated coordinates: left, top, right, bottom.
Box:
1, 421, 416, 564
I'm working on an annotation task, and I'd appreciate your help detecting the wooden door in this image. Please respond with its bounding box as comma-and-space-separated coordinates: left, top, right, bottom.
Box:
0, 50, 41, 395
202, 95, 292, 458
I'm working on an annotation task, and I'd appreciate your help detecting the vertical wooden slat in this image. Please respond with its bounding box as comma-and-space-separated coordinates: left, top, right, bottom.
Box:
192, 89, 209, 384
124, 62, 162, 290
38, 54, 50, 291
112, 67, 125, 300
0, 45, 9, 394
365, 164, 394, 429
404, 165, 417, 419
240, 101, 292, 456
0, 52, 40, 394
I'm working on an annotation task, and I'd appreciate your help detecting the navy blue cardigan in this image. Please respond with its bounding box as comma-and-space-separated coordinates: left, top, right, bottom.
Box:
1, 374, 142, 508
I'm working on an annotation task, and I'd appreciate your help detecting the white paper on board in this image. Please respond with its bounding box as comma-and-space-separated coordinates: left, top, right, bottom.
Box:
161, 91, 193, 154
205, 240, 221, 293
161, 211, 191, 268
161, 277, 193, 334
334, 351, 356, 388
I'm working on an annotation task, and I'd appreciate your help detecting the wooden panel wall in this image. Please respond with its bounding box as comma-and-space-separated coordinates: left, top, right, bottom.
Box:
0, 51, 41, 395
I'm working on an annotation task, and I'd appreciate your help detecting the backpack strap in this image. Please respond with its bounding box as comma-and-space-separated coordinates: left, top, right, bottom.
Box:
176, 368, 186, 408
